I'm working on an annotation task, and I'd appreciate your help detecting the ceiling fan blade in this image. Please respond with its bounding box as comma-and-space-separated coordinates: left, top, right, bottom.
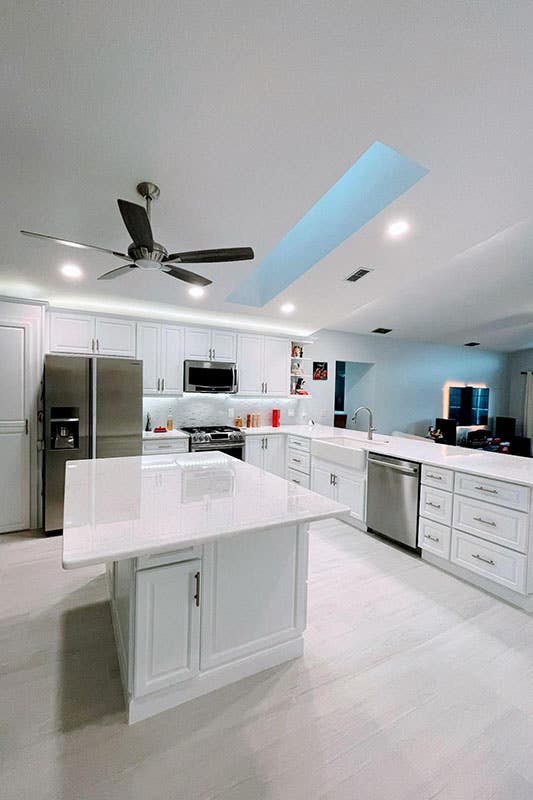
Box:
164, 247, 254, 264
117, 199, 154, 249
20, 230, 129, 259
163, 266, 212, 286
97, 264, 137, 281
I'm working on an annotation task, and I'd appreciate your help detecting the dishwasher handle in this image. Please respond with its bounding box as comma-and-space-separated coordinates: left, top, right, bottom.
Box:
368, 457, 419, 476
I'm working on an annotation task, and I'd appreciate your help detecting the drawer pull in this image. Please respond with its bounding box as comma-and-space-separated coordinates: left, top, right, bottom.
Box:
426, 501, 441, 509
292, 478, 301, 484
292, 457, 302, 463
426, 473, 442, 480
473, 516, 496, 527
424, 534, 440, 543
475, 485, 498, 494
472, 553, 495, 566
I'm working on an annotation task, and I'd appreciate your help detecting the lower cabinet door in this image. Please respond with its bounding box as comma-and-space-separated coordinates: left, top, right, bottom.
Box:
311, 459, 335, 499
263, 434, 285, 477
335, 468, 366, 523
200, 526, 307, 671
244, 435, 264, 469
134, 560, 201, 697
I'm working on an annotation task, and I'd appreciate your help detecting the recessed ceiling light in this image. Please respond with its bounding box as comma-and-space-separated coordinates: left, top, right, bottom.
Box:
281, 302, 295, 314
372, 327, 392, 334
60, 263, 83, 279
464, 342, 480, 347
188, 286, 205, 298
387, 220, 410, 238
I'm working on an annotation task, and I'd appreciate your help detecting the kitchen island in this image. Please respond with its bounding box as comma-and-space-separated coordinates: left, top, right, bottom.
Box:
62, 452, 349, 723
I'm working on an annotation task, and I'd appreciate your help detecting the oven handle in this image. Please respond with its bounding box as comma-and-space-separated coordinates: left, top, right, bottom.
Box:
191, 442, 245, 451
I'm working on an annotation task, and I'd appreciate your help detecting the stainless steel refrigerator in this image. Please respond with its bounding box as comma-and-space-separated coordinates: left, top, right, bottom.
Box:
43, 355, 143, 534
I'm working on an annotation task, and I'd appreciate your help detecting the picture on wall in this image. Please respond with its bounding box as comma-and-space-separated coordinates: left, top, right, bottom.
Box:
313, 362, 328, 380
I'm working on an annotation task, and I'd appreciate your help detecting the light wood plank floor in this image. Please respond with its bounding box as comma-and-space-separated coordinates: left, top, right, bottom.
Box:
2, 520, 533, 800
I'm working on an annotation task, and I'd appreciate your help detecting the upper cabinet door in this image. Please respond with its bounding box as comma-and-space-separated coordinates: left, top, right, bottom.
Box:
236, 334, 264, 395
184, 328, 211, 360
49, 312, 95, 354
136, 323, 160, 394
161, 325, 184, 395
211, 329, 236, 362
95, 317, 136, 357
263, 337, 289, 396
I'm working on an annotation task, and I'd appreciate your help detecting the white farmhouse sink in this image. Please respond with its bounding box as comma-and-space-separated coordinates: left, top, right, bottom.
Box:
311, 438, 367, 471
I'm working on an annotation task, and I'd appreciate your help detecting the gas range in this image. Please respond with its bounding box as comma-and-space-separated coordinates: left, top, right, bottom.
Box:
180, 425, 245, 455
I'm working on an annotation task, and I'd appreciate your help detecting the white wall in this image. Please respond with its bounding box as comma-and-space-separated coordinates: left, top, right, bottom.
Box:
508, 348, 533, 434
304, 329, 510, 436
343, 362, 376, 431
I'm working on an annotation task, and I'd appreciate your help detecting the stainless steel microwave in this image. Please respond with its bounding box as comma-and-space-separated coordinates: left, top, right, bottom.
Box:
183, 360, 238, 393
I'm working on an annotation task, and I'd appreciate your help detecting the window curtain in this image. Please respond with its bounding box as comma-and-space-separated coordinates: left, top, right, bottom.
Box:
524, 372, 533, 438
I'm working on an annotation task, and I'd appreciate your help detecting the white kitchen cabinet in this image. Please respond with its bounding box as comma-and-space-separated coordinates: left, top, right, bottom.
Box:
49, 312, 136, 357
136, 322, 183, 395
200, 525, 307, 671
237, 334, 264, 394
95, 317, 136, 357
134, 560, 201, 697
184, 327, 236, 361
49, 312, 95, 354
245, 434, 285, 477
311, 457, 365, 524
237, 333, 289, 396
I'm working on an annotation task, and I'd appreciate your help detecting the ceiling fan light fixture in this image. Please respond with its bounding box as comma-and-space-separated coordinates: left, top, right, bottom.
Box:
60, 262, 83, 279
135, 258, 163, 270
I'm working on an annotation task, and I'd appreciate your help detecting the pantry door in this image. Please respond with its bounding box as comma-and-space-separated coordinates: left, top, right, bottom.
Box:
0, 323, 30, 532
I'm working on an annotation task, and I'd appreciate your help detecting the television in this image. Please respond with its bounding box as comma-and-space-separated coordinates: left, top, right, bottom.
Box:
448, 386, 489, 426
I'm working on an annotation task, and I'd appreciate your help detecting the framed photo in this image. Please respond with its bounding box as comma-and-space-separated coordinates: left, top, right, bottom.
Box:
313, 361, 328, 380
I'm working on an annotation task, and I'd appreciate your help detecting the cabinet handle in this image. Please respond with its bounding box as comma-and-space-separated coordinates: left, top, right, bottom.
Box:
96, 338, 100, 352
161, 378, 165, 391
194, 571, 201, 607
91, 338, 95, 352
212, 348, 215, 359
427, 473, 442, 480
474, 485, 498, 494
265, 437, 268, 450
265, 381, 268, 393
426, 501, 441, 509
472, 553, 495, 566
473, 516, 496, 527
292, 478, 301, 484
25, 419, 29, 435
157, 378, 161, 391
424, 533, 440, 543
329, 473, 333, 485
292, 457, 302, 463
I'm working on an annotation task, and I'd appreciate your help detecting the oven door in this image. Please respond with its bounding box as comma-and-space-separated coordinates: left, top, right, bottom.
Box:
184, 361, 238, 393
190, 442, 244, 460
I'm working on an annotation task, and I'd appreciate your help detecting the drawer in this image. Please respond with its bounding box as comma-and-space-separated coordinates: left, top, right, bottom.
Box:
143, 439, 189, 454
421, 465, 454, 492
287, 449, 311, 474
287, 468, 310, 489
287, 435, 310, 453
454, 472, 530, 512
137, 545, 202, 570
419, 485, 453, 525
452, 495, 528, 553
451, 529, 526, 594
418, 518, 451, 559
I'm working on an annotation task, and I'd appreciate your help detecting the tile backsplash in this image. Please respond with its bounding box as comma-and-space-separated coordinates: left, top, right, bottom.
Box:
142, 394, 310, 430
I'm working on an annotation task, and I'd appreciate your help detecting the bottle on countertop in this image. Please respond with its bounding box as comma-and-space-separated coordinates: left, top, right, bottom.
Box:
166, 410, 174, 431
145, 412, 152, 432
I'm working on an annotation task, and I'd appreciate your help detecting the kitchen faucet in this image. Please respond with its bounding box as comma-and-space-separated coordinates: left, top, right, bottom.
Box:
352, 406, 376, 440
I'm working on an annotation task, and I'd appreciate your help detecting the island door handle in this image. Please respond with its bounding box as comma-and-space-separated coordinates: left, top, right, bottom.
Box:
474, 516, 496, 527
194, 571, 201, 607
472, 553, 495, 566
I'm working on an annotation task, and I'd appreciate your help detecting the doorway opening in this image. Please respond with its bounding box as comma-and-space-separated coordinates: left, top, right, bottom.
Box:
334, 360, 376, 430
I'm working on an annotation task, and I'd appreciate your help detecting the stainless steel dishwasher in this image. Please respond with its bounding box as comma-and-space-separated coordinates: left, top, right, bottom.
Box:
366, 453, 421, 550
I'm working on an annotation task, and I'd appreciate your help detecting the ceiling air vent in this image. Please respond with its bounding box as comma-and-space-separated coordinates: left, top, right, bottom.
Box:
345, 268, 373, 282
372, 327, 392, 334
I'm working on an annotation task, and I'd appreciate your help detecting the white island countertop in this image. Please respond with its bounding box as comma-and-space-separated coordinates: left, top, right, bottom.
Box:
243, 425, 533, 486
62, 452, 349, 569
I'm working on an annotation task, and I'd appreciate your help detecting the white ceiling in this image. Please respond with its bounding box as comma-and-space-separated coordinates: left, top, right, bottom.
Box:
1, 1, 532, 348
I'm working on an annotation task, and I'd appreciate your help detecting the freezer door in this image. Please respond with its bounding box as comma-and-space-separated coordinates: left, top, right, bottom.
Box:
95, 358, 143, 459
43, 355, 90, 533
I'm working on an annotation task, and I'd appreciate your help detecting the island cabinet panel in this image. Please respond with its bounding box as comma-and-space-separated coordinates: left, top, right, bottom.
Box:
311, 457, 365, 524
200, 525, 308, 671
245, 434, 285, 477
134, 560, 201, 697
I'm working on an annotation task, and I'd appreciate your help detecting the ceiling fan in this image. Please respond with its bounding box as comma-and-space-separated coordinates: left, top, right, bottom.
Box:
21, 181, 254, 287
